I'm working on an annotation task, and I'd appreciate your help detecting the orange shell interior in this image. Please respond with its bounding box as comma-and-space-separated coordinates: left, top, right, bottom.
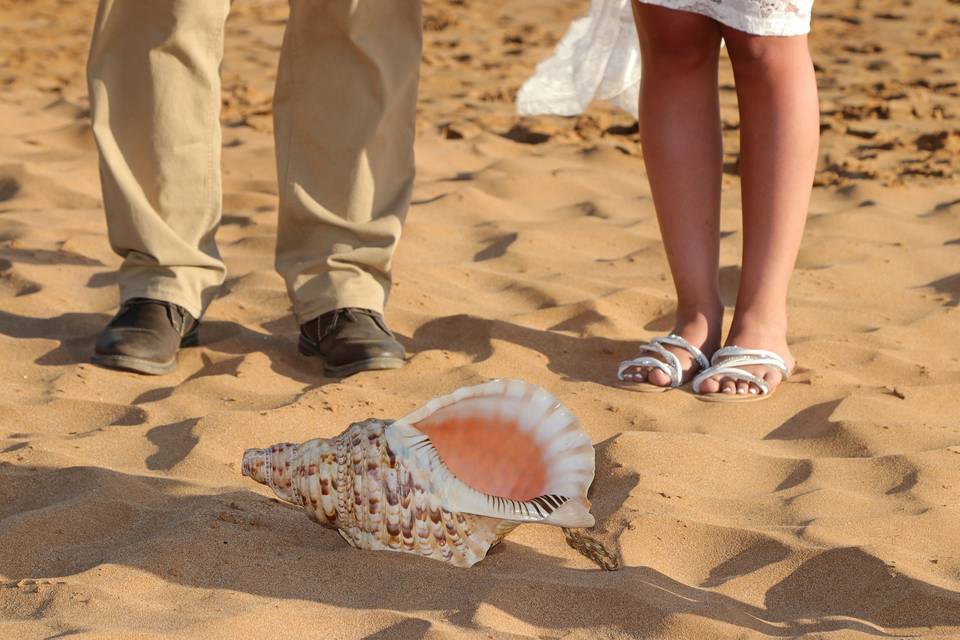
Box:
416, 406, 547, 501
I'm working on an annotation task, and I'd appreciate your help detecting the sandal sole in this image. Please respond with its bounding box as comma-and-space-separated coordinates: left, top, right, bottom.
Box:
695, 392, 772, 403
617, 382, 672, 393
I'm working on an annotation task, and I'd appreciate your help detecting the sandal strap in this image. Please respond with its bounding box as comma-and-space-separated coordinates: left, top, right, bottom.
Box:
692, 366, 770, 395
654, 334, 711, 370
618, 341, 681, 387
692, 347, 790, 395
617, 356, 679, 387
617, 334, 710, 388
709, 346, 789, 372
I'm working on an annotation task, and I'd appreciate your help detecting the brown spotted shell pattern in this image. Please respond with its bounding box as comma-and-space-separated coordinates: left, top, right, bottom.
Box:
242, 379, 596, 568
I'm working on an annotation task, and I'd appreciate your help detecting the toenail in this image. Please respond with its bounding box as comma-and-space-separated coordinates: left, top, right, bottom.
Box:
737, 388, 746, 395
723, 388, 734, 394
749, 388, 759, 395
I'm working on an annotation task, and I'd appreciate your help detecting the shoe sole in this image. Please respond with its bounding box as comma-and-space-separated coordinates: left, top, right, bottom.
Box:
298, 335, 406, 378
91, 329, 199, 376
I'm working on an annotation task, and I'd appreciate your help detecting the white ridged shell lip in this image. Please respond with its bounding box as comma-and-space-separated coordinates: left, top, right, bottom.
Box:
388, 379, 596, 525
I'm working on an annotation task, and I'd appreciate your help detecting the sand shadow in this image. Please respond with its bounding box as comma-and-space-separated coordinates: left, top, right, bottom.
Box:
701, 540, 792, 588
85, 270, 118, 289
131, 352, 247, 405
408, 314, 636, 389
0, 309, 110, 366
0, 308, 336, 388
473, 232, 518, 262
363, 619, 432, 639
3, 464, 957, 636
145, 418, 201, 471
197, 318, 343, 388
923, 272, 960, 307
764, 400, 844, 441
763, 547, 960, 630
0, 247, 104, 268
560, 434, 642, 571
774, 459, 814, 492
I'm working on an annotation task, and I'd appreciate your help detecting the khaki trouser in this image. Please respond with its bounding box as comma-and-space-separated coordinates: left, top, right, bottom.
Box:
87, 0, 422, 323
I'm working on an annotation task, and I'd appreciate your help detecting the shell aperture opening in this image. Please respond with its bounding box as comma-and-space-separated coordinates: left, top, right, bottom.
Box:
414, 396, 549, 501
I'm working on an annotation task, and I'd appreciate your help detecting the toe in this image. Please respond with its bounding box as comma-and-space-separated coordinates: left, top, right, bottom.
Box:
736, 380, 749, 395
763, 368, 784, 392
647, 368, 672, 387
720, 378, 737, 395
621, 366, 640, 382
697, 375, 721, 394
622, 366, 662, 385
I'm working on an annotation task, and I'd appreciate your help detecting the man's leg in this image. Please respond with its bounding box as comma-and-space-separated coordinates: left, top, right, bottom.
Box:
274, 0, 422, 376
87, 0, 231, 374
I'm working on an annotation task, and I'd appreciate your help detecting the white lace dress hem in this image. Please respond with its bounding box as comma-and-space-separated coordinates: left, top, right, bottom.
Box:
517, 0, 813, 118
638, 0, 812, 37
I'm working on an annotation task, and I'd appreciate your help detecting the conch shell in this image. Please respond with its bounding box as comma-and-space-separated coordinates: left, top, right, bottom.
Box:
242, 379, 595, 567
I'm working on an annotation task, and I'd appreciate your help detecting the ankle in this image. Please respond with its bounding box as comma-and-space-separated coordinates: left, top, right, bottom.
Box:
675, 297, 723, 322
672, 305, 724, 349
728, 310, 788, 341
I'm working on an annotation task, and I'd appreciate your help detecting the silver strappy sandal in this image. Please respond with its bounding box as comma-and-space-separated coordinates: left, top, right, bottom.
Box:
691, 346, 791, 402
617, 334, 710, 393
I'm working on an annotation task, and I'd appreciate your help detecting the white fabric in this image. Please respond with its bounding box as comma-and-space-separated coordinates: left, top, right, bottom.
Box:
640, 0, 813, 36
517, 0, 813, 118
518, 0, 641, 118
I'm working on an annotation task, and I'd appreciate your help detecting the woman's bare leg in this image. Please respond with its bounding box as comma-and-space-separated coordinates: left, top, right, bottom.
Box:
623, 3, 725, 387
697, 29, 819, 396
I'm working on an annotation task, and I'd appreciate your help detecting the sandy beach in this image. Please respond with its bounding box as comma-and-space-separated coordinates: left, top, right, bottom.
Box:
1, 0, 959, 637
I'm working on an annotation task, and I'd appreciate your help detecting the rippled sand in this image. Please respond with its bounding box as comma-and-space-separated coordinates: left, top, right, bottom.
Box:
1, 0, 959, 638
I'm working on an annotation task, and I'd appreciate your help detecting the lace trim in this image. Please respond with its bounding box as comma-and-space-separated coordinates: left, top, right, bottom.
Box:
637, 0, 812, 37
517, 0, 813, 118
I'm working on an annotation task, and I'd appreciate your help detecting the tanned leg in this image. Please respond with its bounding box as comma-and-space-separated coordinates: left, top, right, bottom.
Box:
623, 3, 725, 386
697, 28, 819, 396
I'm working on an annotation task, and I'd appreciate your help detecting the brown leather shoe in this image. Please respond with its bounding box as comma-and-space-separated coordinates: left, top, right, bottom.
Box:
92, 298, 199, 375
299, 308, 406, 378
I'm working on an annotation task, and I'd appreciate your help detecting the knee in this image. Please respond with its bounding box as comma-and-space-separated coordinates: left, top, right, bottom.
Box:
639, 29, 720, 74
725, 35, 808, 77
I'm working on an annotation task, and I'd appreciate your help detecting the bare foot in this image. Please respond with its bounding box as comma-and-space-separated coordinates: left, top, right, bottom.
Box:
620, 307, 722, 388
696, 317, 795, 397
